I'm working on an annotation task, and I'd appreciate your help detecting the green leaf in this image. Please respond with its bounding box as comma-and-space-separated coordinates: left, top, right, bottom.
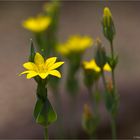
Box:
45, 97, 57, 125
107, 55, 118, 70
29, 39, 35, 62
34, 98, 57, 127
104, 91, 119, 116
34, 100, 43, 122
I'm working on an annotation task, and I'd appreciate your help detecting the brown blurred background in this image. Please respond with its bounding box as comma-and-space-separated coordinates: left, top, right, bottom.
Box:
0, 1, 140, 139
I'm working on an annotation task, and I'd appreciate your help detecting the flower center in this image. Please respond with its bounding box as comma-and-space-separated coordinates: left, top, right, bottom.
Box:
36, 64, 48, 73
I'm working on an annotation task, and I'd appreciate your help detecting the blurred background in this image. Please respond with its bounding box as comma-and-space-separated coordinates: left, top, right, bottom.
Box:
0, 0, 140, 139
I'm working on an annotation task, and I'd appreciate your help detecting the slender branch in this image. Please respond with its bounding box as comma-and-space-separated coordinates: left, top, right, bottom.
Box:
111, 116, 117, 139
110, 41, 117, 139
44, 127, 49, 140
101, 70, 107, 91
110, 41, 115, 91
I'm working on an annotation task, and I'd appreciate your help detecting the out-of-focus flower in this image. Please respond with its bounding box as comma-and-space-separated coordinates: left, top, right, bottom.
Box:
57, 45, 69, 56
83, 59, 111, 72
19, 52, 64, 79
57, 35, 93, 56
22, 15, 51, 32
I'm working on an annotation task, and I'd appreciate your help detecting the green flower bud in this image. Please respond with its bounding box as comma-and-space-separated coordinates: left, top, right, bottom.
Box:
95, 39, 107, 70
102, 7, 115, 43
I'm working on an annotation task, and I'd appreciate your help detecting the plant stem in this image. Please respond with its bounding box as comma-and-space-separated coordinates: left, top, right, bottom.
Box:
93, 81, 100, 116
110, 41, 115, 90
101, 70, 107, 91
110, 41, 117, 139
102, 69, 117, 139
111, 116, 117, 139
44, 127, 49, 140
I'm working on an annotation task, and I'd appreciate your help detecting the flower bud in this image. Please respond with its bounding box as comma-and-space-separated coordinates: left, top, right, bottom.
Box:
102, 7, 115, 43
95, 39, 107, 69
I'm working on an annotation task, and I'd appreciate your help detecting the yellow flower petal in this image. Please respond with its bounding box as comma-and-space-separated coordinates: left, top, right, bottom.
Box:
83, 60, 100, 72
103, 63, 111, 72
39, 73, 49, 79
23, 62, 37, 70
26, 71, 38, 79
34, 53, 44, 65
19, 70, 30, 76
49, 62, 64, 70
45, 57, 57, 67
49, 70, 61, 78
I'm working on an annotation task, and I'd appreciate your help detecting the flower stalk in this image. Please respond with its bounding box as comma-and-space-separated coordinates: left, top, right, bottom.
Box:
19, 41, 64, 139
102, 7, 119, 139
44, 127, 49, 139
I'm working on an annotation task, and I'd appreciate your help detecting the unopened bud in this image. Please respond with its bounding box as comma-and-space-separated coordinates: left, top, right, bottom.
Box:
95, 39, 107, 69
102, 7, 115, 43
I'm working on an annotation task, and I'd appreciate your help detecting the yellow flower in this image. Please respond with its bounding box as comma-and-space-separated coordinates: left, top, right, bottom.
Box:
57, 35, 93, 55
22, 15, 51, 32
103, 7, 112, 27
83, 59, 111, 72
57, 45, 69, 56
19, 52, 64, 79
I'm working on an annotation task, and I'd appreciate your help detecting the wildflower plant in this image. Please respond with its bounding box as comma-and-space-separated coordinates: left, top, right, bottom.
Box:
81, 7, 119, 139
20, 2, 120, 139
82, 48, 111, 137
101, 7, 119, 139
57, 35, 93, 95
19, 41, 64, 139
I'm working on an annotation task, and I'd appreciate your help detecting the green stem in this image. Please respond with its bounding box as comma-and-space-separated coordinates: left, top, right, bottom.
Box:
101, 70, 107, 91
110, 41, 115, 90
66, 64, 79, 95
94, 81, 100, 116
111, 116, 116, 139
110, 41, 117, 139
44, 127, 49, 140
101, 69, 117, 139
87, 82, 100, 139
